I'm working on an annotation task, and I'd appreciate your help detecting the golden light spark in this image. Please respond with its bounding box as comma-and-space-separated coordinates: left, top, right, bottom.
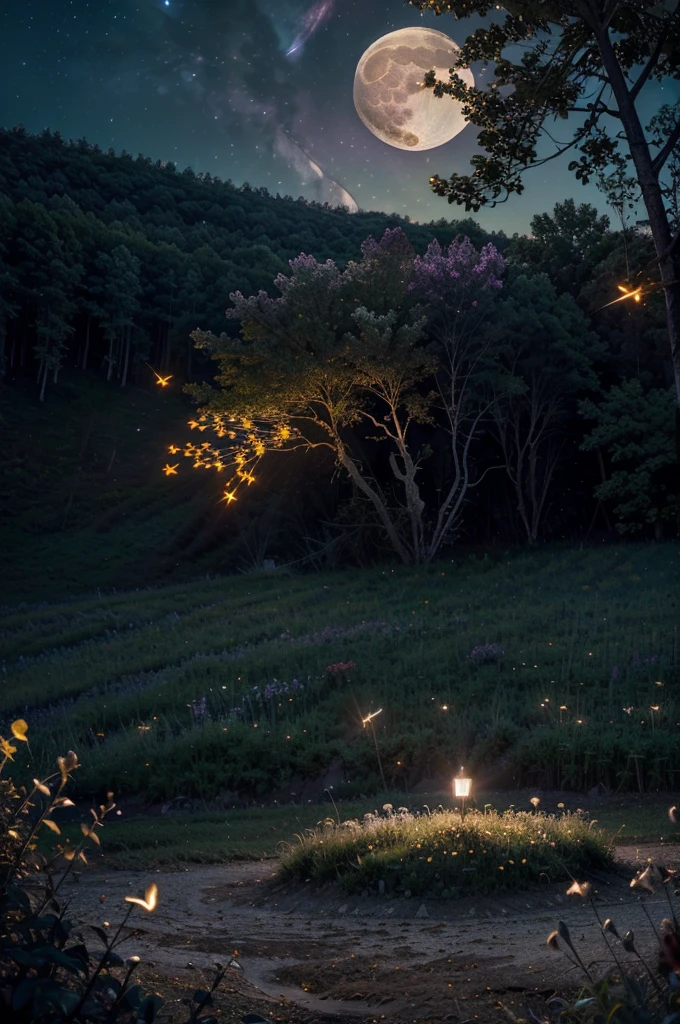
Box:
163, 412, 300, 504
594, 283, 643, 312
163, 463, 179, 476
361, 708, 383, 726
146, 363, 173, 387
124, 882, 158, 912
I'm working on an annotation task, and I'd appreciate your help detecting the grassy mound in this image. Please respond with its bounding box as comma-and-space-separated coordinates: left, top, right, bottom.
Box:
279, 806, 614, 896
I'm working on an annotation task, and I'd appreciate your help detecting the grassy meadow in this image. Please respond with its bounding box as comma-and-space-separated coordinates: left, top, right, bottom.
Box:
2, 543, 679, 809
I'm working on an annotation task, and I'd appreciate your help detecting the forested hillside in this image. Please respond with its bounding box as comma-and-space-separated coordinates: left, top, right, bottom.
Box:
0, 127, 676, 600
0, 125, 501, 397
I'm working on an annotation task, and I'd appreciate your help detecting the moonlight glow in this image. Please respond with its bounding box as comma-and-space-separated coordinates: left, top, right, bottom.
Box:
353, 27, 474, 151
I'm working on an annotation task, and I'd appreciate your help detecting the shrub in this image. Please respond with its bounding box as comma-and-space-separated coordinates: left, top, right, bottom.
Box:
544, 807, 680, 1024
0, 720, 229, 1021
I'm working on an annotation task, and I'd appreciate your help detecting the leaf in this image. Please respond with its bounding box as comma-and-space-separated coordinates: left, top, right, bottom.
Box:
557, 920, 575, 953
33, 778, 51, 796
139, 993, 164, 1022
12, 978, 36, 1011
31, 979, 80, 1016
42, 819, 61, 835
1, 736, 17, 760
11, 719, 29, 742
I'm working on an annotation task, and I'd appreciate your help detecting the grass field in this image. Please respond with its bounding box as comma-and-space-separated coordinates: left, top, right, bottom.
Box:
2, 543, 679, 805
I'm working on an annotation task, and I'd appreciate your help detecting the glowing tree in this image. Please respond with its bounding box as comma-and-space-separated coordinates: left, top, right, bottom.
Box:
184, 229, 507, 564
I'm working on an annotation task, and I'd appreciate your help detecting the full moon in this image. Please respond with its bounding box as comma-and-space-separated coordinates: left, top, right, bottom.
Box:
353, 27, 474, 152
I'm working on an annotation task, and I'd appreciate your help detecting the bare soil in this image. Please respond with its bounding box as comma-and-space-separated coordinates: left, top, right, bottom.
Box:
59, 844, 680, 1024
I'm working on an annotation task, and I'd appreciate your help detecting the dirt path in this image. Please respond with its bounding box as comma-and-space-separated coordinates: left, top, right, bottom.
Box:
58, 845, 680, 1023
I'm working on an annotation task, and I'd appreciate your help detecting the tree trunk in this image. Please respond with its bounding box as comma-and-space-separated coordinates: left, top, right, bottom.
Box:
121, 325, 131, 387
106, 334, 115, 381
39, 360, 48, 402
0, 321, 6, 380
594, 16, 680, 416
82, 315, 91, 370
337, 446, 414, 564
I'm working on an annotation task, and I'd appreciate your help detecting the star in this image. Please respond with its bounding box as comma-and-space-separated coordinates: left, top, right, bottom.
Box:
168, 444, 180, 454
163, 463, 179, 476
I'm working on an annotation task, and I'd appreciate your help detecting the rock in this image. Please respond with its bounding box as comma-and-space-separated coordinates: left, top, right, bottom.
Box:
378, 880, 385, 895
337, 904, 348, 915
415, 904, 429, 919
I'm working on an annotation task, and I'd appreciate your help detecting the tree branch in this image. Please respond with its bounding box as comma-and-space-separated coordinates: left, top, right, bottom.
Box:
630, 29, 667, 101
652, 117, 680, 175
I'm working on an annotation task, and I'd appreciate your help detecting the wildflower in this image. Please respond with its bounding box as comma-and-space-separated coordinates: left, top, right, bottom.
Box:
669, 806, 678, 823
566, 880, 592, 898
546, 930, 560, 950
1, 737, 17, 760
57, 751, 79, 779
10, 719, 29, 742
529, 796, 540, 808
326, 661, 356, 674
630, 864, 659, 892
602, 918, 620, 938
468, 643, 505, 664
621, 930, 636, 953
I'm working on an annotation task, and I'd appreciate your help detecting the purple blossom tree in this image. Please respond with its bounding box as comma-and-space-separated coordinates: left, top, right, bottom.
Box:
191, 229, 506, 563
409, 237, 509, 553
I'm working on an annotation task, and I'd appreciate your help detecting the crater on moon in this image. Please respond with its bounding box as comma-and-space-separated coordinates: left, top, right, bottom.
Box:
353, 26, 474, 152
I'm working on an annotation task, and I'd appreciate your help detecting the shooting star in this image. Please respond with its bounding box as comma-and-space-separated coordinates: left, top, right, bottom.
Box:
285, 0, 335, 61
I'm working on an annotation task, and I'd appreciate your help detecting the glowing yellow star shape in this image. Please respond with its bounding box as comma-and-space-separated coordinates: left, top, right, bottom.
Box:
168, 445, 180, 455
147, 364, 173, 387
163, 463, 179, 476
223, 490, 237, 504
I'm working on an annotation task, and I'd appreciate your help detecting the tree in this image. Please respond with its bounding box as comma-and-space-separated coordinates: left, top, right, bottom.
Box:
490, 272, 602, 542
0, 194, 18, 380
508, 199, 613, 296
580, 379, 677, 536
188, 229, 506, 564
13, 201, 82, 400
412, 1, 680, 420
96, 246, 141, 386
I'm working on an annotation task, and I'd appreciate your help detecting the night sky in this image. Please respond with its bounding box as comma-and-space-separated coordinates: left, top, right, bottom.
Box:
1, 0, 678, 235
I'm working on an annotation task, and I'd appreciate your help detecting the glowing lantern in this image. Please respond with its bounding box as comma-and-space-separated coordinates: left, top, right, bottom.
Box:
453, 768, 471, 821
